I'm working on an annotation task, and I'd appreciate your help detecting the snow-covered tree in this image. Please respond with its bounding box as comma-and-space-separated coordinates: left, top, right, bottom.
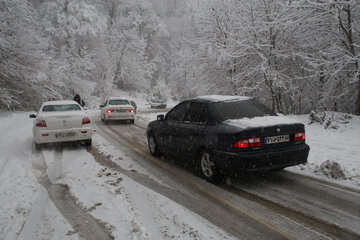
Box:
0, 0, 53, 110
189, 0, 360, 114
35, 0, 107, 102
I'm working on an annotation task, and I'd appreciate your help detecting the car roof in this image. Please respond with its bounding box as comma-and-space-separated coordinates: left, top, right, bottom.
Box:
107, 97, 130, 100
191, 95, 252, 103
42, 100, 79, 105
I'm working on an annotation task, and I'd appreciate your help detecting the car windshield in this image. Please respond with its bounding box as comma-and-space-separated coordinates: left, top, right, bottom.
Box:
42, 104, 81, 112
109, 99, 130, 105
213, 99, 277, 120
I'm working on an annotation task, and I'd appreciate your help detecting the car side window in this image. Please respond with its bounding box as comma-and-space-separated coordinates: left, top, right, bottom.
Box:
166, 102, 190, 122
198, 105, 210, 124
183, 102, 203, 123
104, 100, 108, 106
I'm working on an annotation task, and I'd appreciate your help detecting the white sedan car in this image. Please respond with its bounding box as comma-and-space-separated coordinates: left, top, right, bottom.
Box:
29, 100, 94, 149
100, 98, 135, 123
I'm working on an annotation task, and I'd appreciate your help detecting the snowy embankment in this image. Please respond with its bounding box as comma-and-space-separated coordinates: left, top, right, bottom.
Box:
0, 112, 77, 240
287, 112, 360, 188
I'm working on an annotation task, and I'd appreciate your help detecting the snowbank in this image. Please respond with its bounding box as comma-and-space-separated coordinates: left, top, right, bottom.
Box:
287, 112, 360, 188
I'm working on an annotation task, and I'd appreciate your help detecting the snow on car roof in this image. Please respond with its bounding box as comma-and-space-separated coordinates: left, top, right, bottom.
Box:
195, 95, 251, 102
225, 115, 300, 129
42, 100, 79, 106
108, 97, 129, 100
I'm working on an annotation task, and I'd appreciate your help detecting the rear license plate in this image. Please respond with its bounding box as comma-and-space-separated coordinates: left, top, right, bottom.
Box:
55, 132, 76, 138
264, 134, 289, 144
116, 109, 127, 112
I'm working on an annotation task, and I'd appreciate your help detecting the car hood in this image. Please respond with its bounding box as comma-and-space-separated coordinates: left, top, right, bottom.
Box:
224, 116, 300, 129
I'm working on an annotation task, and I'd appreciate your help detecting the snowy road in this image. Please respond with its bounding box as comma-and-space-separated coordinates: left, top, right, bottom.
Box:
93, 116, 360, 239
1, 111, 360, 240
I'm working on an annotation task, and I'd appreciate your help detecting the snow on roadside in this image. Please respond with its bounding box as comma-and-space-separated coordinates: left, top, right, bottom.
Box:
0, 112, 78, 240
285, 113, 360, 188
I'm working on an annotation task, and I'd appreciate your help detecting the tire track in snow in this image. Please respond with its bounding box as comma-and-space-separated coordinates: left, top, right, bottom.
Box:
30, 148, 114, 240
94, 121, 336, 239
228, 184, 360, 240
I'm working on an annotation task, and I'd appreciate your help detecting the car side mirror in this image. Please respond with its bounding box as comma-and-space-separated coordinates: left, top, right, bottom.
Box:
29, 114, 36, 118
100, 105, 104, 108
157, 114, 165, 121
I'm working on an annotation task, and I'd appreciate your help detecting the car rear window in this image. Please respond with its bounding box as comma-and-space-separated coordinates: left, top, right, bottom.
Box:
213, 99, 277, 120
43, 104, 81, 112
109, 100, 130, 105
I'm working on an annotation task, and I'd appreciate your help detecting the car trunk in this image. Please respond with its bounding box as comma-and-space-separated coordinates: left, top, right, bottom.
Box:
109, 105, 132, 112
42, 112, 84, 130
219, 123, 305, 152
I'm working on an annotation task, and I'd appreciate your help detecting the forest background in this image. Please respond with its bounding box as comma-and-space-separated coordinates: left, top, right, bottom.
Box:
1, 0, 359, 115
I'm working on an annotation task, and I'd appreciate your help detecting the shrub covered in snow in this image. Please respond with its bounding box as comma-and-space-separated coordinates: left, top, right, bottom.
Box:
316, 160, 346, 179
308, 111, 352, 130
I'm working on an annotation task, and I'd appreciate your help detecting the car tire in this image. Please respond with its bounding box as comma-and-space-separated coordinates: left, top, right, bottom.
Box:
148, 134, 161, 157
85, 139, 92, 146
84, 139, 92, 147
130, 119, 134, 124
101, 115, 104, 122
199, 150, 221, 183
34, 142, 42, 151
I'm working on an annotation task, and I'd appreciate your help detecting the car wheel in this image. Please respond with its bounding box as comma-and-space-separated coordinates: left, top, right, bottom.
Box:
34, 142, 42, 151
84, 139, 92, 147
101, 114, 104, 122
199, 150, 220, 183
130, 119, 135, 124
148, 134, 161, 156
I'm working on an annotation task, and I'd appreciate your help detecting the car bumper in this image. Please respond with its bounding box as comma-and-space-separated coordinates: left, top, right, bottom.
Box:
105, 113, 134, 120
34, 127, 94, 144
213, 144, 310, 174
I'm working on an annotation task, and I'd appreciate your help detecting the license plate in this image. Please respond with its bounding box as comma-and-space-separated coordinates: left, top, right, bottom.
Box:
55, 132, 76, 138
116, 109, 126, 112
264, 134, 289, 144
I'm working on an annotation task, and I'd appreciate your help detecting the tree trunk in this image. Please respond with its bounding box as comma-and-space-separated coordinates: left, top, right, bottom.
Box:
264, 73, 275, 111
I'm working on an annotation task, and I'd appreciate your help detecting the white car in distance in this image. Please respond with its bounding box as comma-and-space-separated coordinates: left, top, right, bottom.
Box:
29, 100, 94, 150
100, 98, 135, 124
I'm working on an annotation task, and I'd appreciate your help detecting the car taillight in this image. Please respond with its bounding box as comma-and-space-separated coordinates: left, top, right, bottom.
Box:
233, 137, 262, 148
107, 109, 113, 113
129, 109, 134, 113
294, 132, 305, 142
35, 120, 47, 127
82, 117, 91, 125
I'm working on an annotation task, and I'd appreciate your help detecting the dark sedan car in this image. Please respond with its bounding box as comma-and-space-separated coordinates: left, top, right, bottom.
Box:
146, 95, 310, 182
